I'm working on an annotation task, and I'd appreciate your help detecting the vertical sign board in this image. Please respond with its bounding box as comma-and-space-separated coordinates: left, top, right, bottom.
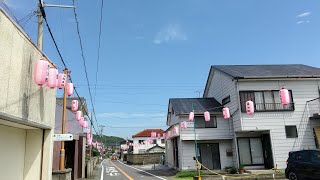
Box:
53, 134, 73, 141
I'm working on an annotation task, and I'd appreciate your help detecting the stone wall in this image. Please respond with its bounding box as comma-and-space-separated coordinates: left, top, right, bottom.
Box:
127, 153, 164, 165
86, 157, 99, 178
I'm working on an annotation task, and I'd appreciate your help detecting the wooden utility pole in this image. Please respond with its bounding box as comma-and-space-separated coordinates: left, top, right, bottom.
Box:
59, 69, 69, 170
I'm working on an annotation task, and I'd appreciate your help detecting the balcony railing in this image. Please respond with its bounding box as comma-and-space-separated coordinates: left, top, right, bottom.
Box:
241, 102, 295, 112
307, 98, 320, 120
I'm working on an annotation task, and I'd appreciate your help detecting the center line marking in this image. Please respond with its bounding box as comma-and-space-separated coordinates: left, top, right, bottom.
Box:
117, 160, 167, 180
110, 160, 134, 180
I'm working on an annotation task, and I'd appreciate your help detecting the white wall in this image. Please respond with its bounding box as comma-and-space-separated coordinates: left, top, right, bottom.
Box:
133, 137, 165, 154
0, 125, 26, 180
0, 9, 56, 179
238, 79, 320, 168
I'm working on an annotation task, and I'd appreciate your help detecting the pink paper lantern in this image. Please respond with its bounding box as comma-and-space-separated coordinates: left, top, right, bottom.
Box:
157, 133, 161, 139
189, 112, 194, 121
66, 83, 74, 96
246, 100, 254, 115
34, 59, 49, 86
79, 117, 84, 126
71, 100, 78, 112
76, 111, 82, 121
168, 131, 172, 138
57, 73, 67, 89
174, 127, 179, 135
223, 107, 230, 119
151, 132, 156, 138
163, 133, 166, 139
280, 88, 290, 105
82, 120, 88, 128
47, 68, 58, 88
181, 121, 187, 129
204, 111, 210, 121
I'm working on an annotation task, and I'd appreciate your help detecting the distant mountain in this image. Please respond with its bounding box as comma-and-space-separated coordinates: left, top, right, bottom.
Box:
93, 134, 125, 146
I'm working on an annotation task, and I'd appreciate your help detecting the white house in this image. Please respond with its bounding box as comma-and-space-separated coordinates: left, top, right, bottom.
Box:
166, 64, 320, 170
132, 129, 165, 154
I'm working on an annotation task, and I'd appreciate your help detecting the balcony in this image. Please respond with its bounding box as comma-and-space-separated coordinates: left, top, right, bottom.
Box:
307, 98, 320, 120
241, 102, 295, 112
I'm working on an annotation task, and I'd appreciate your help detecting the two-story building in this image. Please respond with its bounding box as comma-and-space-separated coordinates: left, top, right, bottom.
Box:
166, 64, 320, 170
132, 129, 165, 154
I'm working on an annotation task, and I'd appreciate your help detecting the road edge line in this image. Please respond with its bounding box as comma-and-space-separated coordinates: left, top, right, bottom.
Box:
117, 160, 167, 180
110, 160, 134, 180
100, 162, 104, 180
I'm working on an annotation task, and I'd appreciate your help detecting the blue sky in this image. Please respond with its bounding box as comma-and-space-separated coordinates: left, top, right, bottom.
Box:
2, 0, 320, 138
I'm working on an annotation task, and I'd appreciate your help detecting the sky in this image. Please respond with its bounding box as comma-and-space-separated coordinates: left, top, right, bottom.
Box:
1, 0, 320, 138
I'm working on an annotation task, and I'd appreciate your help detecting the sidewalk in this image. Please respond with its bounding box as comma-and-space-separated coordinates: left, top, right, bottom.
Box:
131, 163, 178, 179
78, 164, 102, 180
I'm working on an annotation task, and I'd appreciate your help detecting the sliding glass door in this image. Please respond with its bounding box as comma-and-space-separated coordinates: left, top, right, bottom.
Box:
238, 138, 264, 165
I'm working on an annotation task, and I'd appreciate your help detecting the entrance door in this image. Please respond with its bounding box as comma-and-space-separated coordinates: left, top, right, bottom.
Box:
261, 134, 274, 169
172, 138, 179, 168
238, 138, 264, 166
199, 143, 221, 169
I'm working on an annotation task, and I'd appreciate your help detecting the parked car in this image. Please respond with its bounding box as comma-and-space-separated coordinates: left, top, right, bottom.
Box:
285, 149, 320, 180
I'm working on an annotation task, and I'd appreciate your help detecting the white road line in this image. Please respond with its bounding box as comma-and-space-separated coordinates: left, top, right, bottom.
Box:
100, 159, 105, 180
117, 160, 167, 180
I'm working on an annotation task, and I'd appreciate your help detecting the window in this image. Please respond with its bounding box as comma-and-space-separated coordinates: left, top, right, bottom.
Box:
310, 151, 320, 163
295, 151, 309, 162
138, 140, 144, 144
285, 126, 298, 138
195, 116, 217, 128
239, 90, 294, 112
222, 95, 231, 105
161, 139, 165, 144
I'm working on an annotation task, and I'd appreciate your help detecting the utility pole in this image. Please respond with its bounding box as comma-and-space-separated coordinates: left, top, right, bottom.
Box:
59, 69, 69, 170
36, 0, 75, 50
195, 91, 201, 98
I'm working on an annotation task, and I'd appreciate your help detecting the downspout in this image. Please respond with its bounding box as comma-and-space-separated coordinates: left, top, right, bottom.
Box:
234, 78, 242, 167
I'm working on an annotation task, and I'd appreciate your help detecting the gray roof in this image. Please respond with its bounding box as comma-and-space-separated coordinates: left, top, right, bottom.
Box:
169, 98, 222, 115
212, 64, 320, 79
56, 97, 88, 115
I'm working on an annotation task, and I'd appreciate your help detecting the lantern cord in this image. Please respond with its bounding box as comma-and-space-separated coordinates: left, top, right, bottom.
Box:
93, 0, 105, 105
38, 3, 67, 68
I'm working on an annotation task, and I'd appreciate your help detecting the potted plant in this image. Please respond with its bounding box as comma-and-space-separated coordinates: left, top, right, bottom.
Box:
238, 164, 245, 174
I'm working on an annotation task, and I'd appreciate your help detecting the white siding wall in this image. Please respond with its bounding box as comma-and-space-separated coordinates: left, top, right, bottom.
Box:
179, 140, 233, 170
179, 116, 233, 140
133, 137, 165, 154
205, 70, 241, 132
238, 79, 320, 168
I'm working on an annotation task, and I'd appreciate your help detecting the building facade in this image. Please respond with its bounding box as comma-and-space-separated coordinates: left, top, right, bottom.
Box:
132, 129, 165, 154
0, 8, 56, 180
166, 64, 320, 170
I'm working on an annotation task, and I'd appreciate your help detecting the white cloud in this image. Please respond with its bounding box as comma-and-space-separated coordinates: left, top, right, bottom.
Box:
297, 21, 304, 24
153, 24, 187, 44
296, 12, 311, 18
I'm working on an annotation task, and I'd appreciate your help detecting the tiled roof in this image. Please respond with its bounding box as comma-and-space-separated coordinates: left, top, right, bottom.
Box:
56, 97, 88, 115
212, 64, 320, 79
169, 98, 222, 115
132, 129, 165, 138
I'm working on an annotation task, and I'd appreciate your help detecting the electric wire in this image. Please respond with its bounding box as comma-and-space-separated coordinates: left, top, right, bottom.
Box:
71, 0, 100, 131
37, 1, 99, 135
93, 0, 104, 104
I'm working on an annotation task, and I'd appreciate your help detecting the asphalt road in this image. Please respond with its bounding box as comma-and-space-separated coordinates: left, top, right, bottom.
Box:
101, 159, 170, 180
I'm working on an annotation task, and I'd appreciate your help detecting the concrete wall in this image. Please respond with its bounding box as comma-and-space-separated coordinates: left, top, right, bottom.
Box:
127, 153, 164, 165
0, 8, 56, 180
238, 79, 320, 168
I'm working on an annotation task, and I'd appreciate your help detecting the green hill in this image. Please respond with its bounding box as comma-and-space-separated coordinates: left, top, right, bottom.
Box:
93, 134, 125, 146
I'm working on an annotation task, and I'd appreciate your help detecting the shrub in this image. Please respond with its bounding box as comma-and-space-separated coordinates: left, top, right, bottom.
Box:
176, 171, 198, 178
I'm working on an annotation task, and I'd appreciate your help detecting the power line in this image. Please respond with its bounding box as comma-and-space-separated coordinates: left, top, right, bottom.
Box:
71, 0, 100, 130
93, 0, 104, 104
37, 1, 99, 135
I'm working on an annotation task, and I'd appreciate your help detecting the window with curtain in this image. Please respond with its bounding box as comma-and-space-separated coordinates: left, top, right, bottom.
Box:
239, 90, 294, 112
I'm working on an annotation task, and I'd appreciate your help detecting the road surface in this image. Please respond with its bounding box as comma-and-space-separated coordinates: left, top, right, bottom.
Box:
100, 159, 170, 180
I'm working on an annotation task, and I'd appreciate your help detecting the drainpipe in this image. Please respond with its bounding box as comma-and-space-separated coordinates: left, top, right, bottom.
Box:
40, 129, 45, 180
234, 78, 242, 168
